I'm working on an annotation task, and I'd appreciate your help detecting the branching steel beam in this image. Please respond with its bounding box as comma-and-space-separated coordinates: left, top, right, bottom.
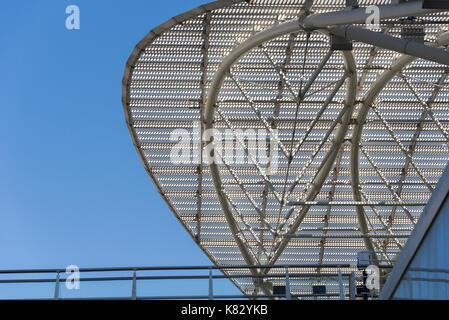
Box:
216, 149, 277, 234
359, 189, 404, 250
195, 12, 212, 243
228, 73, 289, 159
299, 50, 334, 99
360, 144, 417, 225
285, 102, 351, 198
389, 70, 449, 231
400, 72, 449, 90
356, 27, 390, 98
204, 11, 314, 278
291, 73, 348, 159
350, 31, 449, 261
203, 10, 317, 290
260, 46, 300, 103
273, 101, 352, 237
317, 145, 344, 272
216, 108, 284, 205
221, 189, 270, 261
258, 33, 297, 263
266, 49, 357, 267
370, 105, 434, 192
400, 74, 449, 141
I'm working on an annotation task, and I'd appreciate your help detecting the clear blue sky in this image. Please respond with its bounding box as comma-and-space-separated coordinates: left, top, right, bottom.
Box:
0, 0, 241, 298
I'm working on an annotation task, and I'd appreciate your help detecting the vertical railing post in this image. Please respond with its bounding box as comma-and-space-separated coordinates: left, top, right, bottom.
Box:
349, 272, 356, 300
285, 267, 291, 300
131, 270, 137, 300
337, 265, 345, 300
208, 268, 214, 300
54, 271, 60, 300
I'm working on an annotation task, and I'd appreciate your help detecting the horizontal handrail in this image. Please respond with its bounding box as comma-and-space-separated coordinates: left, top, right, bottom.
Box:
0, 273, 353, 284
0, 264, 353, 274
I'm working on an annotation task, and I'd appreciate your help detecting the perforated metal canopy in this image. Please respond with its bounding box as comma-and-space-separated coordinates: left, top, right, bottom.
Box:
122, 0, 449, 296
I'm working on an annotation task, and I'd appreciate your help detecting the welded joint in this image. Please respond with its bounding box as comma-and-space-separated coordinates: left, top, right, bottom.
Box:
298, 15, 313, 34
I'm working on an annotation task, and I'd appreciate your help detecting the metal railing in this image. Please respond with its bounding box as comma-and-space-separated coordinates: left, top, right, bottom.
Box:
0, 264, 368, 300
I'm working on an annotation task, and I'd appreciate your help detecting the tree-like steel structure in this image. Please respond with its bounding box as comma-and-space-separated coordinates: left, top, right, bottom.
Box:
123, 0, 449, 297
